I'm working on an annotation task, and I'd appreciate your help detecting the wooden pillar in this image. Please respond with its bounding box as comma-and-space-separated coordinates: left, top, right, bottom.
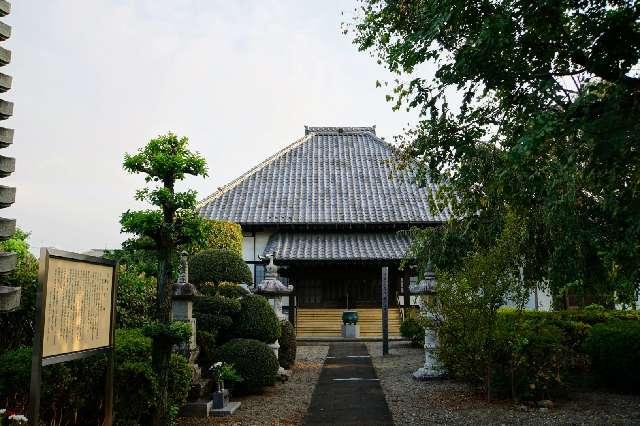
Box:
402, 268, 411, 311
381, 266, 389, 356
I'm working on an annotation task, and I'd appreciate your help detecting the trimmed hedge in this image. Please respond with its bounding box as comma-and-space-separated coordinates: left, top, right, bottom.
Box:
231, 294, 281, 344
193, 294, 241, 343
215, 338, 279, 393
278, 320, 296, 369
583, 321, 640, 392
190, 248, 253, 285
217, 281, 251, 298
438, 308, 640, 400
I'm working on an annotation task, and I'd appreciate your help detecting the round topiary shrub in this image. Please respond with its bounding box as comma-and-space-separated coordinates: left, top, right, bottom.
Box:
231, 294, 281, 344
189, 248, 253, 286
278, 319, 296, 369
217, 281, 251, 298
215, 338, 279, 393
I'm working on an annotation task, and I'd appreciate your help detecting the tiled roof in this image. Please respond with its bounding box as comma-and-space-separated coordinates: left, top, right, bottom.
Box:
264, 232, 411, 261
198, 126, 449, 225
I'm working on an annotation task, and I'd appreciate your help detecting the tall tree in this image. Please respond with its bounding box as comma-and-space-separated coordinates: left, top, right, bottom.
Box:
121, 132, 208, 424
351, 0, 640, 306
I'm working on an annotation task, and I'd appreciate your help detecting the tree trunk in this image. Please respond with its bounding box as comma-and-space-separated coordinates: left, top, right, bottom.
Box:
152, 251, 173, 426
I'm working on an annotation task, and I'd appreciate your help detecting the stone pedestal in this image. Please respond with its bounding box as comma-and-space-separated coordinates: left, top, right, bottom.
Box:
212, 389, 229, 409
341, 323, 360, 338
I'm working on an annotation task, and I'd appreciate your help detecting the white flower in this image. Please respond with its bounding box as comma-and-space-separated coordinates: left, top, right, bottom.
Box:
214, 361, 222, 368
0, 408, 6, 414
8, 414, 28, 423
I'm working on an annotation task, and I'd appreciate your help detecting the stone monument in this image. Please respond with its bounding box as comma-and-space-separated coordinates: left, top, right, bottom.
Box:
409, 265, 445, 380
0, 1, 17, 313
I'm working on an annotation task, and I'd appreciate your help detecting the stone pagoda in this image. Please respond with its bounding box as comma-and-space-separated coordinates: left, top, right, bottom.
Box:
0, 0, 18, 313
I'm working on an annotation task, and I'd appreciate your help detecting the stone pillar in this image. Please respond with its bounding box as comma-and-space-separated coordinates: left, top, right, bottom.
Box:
171, 252, 198, 360
409, 267, 445, 380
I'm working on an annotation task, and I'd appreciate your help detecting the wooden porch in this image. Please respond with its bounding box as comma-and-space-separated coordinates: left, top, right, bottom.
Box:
295, 308, 402, 338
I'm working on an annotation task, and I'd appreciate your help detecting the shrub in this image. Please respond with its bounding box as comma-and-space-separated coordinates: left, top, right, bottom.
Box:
197, 330, 217, 368
115, 266, 156, 328
0, 234, 40, 351
0, 347, 90, 422
231, 294, 281, 344
201, 220, 243, 255
278, 320, 296, 369
189, 248, 253, 285
198, 281, 250, 298
491, 317, 570, 400
215, 339, 279, 393
217, 282, 251, 298
114, 328, 192, 424
193, 294, 241, 343
400, 310, 424, 347
583, 321, 640, 392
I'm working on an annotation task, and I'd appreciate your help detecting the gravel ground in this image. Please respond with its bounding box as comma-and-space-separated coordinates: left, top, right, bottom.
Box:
366, 341, 640, 425
178, 345, 328, 426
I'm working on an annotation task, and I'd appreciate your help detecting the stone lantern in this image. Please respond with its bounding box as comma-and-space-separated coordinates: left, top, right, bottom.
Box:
409, 265, 445, 380
254, 253, 292, 367
172, 251, 198, 355
254, 253, 293, 320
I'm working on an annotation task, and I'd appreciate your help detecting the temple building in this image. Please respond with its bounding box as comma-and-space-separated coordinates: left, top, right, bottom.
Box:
198, 126, 448, 337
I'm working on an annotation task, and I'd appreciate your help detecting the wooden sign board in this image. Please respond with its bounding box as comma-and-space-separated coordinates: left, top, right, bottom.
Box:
30, 248, 118, 425
42, 257, 114, 359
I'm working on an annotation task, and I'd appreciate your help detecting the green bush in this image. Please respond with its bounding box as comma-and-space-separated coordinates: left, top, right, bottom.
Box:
0, 329, 194, 425
231, 294, 281, 344
201, 220, 243, 255
198, 281, 250, 298
583, 321, 640, 392
193, 294, 241, 342
278, 320, 296, 369
217, 281, 251, 298
116, 266, 156, 328
215, 338, 279, 393
189, 248, 253, 285
0, 347, 97, 422
196, 330, 217, 368
491, 317, 570, 400
114, 328, 192, 424
0, 231, 40, 351
400, 310, 425, 347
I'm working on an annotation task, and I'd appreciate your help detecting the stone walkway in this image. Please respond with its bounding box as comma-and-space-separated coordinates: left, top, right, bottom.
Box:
304, 342, 393, 426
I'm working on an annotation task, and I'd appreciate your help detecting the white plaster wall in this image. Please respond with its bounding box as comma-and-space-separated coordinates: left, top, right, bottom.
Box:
254, 231, 271, 259
242, 235, 256, 261
241, 231, 272, 262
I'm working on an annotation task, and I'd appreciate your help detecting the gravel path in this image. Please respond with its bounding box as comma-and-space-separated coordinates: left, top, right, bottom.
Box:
179, 345, 328, 426
366, 341, 640, 425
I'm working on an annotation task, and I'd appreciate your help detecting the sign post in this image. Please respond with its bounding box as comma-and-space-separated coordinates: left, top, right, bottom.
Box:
29, 248, 118, 425
381, 266, 389, 356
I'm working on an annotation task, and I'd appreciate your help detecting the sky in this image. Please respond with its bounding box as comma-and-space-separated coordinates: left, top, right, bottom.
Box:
6, 0, 420, 254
